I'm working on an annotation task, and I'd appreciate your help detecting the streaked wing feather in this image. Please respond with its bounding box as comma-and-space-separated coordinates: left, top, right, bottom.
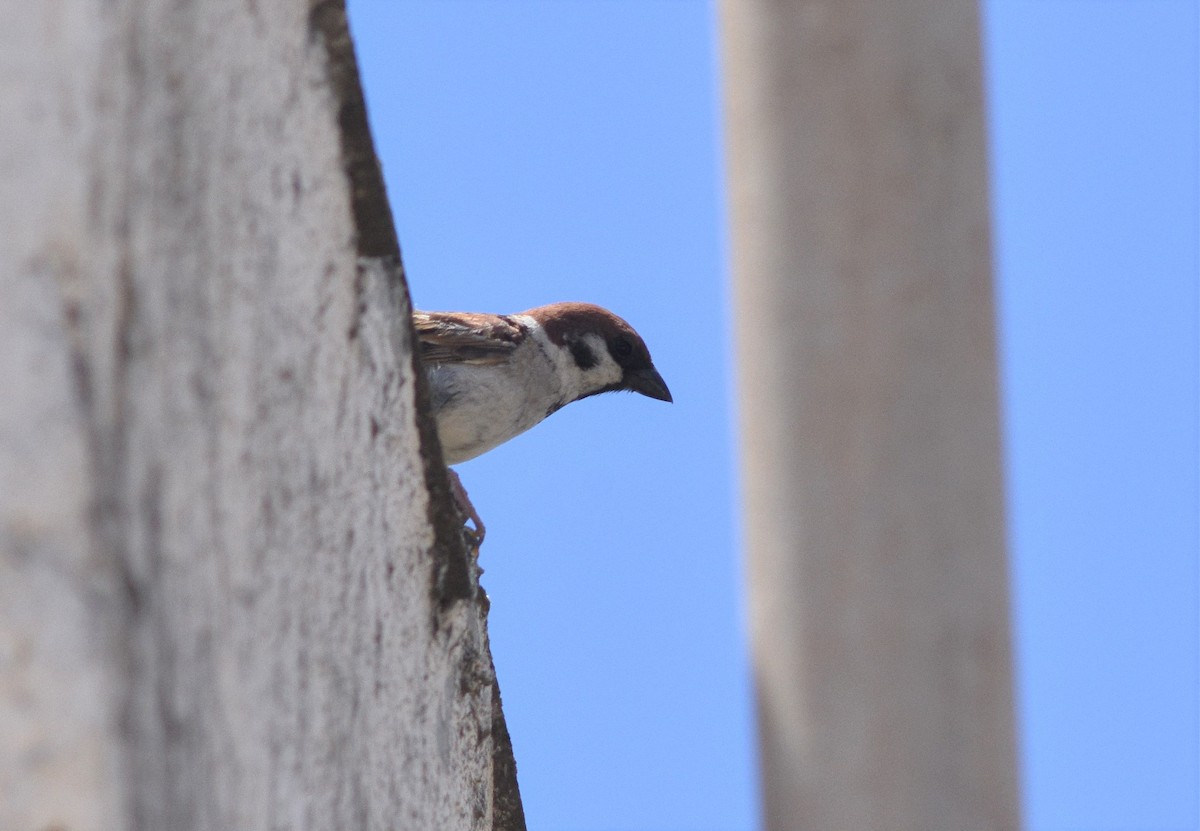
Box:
413, 312, 525, 366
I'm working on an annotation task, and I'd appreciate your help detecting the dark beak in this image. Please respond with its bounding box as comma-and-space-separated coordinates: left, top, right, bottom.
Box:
625, 365, 673, 403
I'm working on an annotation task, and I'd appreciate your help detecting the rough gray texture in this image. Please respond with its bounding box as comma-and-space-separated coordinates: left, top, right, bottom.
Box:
720, 1, 1020, 829
0, 1, 520, 829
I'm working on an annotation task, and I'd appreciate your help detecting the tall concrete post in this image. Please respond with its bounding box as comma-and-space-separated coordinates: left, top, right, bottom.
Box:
720, 2, 1020, 829
0, 1, 523, 829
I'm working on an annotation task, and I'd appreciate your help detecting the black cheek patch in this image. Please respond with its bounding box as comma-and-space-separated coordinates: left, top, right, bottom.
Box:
568, 339, 597, 370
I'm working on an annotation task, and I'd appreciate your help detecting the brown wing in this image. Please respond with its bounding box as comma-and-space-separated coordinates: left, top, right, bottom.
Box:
412, 312, 528, 366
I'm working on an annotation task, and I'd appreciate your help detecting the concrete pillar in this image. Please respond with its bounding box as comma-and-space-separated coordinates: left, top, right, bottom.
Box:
0, 1, 521, 828
720, 2, 1020, 828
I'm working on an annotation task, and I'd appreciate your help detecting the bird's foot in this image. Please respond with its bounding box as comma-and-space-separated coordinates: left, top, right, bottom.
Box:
447, 468, 485, 550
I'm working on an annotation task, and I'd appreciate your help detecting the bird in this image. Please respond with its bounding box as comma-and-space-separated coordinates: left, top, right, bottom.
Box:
413, 301, 672, 545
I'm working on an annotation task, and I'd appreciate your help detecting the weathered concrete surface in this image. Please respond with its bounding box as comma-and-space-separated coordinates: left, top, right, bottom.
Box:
720, 1, 1020, 829
0, 1, 519, 829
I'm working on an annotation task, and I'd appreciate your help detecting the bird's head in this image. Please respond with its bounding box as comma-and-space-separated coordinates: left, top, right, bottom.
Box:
525, 302, 673, 406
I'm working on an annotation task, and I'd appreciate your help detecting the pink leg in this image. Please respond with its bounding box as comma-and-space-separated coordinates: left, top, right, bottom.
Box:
447, 468, 485, 547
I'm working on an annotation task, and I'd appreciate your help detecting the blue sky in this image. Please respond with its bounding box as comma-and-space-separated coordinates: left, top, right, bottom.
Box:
986, 3, 1197, 829
348, 2, 1198, 829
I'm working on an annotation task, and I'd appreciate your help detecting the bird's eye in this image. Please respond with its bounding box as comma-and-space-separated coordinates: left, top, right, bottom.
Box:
612, 337, 633, 358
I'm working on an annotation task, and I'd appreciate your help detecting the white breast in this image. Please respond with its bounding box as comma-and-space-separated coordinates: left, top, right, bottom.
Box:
426, 320, 559, 464
425, 318, 625, 464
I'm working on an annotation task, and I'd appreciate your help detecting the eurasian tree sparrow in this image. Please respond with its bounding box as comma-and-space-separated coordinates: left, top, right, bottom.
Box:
415, 302, 672, 544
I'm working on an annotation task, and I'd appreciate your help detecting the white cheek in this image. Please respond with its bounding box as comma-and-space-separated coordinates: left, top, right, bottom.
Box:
580, 333, 623, 389
527, 325, 624, 401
